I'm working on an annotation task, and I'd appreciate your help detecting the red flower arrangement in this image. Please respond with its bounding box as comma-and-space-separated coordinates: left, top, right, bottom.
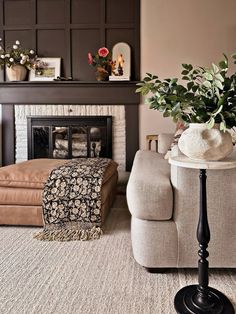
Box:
87, 47, 114, 81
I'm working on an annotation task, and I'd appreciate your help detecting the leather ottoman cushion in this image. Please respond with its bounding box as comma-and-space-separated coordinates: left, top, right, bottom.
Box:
0, 158, 118, 189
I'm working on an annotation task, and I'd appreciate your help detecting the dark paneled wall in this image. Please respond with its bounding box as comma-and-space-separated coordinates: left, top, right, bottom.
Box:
0, 0, 140, 81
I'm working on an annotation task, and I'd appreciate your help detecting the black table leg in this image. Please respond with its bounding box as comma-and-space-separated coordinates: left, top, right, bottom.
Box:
174, 169, 235, 314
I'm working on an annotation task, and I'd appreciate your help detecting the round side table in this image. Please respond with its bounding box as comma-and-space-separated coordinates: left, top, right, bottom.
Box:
169, 156, 236, 314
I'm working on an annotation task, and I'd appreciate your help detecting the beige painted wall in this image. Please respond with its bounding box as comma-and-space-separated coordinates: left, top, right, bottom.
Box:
140, 0, 236, 149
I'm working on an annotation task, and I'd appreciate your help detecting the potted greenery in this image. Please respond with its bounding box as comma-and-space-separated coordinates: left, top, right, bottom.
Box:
136, 54, 236, 160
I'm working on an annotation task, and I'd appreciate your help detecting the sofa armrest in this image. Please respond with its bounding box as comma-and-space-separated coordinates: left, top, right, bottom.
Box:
158, 133, 174, 154
127, 150, 173, 221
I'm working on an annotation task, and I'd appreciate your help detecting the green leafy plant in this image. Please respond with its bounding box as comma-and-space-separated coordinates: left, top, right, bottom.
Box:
136, 54, 236, 131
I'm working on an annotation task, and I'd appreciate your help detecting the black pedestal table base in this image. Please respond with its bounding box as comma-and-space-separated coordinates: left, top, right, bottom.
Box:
173, 168, 235, 314
174, 284, 235, 314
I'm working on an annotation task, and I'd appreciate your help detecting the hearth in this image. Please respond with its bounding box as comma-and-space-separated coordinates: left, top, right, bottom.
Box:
27, 116, 112, 160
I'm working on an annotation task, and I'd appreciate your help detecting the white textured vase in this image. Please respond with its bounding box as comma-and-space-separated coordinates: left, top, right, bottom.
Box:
178, 123, 233, 161
6, 65, 27, 81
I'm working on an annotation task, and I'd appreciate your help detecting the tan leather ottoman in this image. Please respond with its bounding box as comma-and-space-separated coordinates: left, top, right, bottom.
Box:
0, 159, 118, 226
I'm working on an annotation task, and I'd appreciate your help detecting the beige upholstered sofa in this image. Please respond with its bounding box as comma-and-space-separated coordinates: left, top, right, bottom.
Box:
127, 134, 236, 270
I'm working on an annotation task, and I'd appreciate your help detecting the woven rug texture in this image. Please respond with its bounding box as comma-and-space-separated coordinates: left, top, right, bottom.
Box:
0, 195, 235, 314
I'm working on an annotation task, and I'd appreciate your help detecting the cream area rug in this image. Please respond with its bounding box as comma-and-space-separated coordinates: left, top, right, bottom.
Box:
0, 195, 235, 314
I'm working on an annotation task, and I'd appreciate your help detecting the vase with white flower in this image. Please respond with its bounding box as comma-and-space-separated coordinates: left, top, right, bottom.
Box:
0, 38, 37, 81
87, 47, 114, 81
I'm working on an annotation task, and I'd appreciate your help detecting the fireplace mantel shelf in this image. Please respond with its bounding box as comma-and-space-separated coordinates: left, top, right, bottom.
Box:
0, 81, 140, 105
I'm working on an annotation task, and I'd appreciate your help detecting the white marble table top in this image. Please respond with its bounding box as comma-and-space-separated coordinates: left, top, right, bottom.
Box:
169, 151, 236, 170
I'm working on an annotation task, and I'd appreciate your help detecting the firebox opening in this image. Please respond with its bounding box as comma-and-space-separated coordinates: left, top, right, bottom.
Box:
27, 116, 112, 160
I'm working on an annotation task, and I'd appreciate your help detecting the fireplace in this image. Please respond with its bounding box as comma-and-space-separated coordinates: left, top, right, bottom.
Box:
14, 104, 126, 170
27, 116, 112, 160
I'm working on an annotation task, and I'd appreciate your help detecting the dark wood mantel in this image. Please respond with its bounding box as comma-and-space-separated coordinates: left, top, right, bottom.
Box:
0, 81, 140, 104
0, 81, 140, 171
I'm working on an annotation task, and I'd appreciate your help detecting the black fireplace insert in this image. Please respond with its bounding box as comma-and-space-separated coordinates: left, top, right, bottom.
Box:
27, 116, 112, 160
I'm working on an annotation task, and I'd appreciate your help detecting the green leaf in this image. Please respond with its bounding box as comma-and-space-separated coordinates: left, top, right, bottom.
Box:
182, 64, 189, 69
181, 70, 189, 75
215, 73, 224, 82
171, 78, 178, 84
219, 60, 227, 70
207, 117, 215, 129
187, 82, 194, 90
220, 121, 226, 132
167, 95, 178, 101
192, 85, 198, 93
135, 86, 150, 95
143, 77, 152, 82
188, 64, 193, 71
203, 72, 213, 81
214, 80, 223, 90
223, 53, 228, 62
213, 104, 223, 116
212, 63, 219, 74
182, 76, 189, 80
203, 80, 212, 88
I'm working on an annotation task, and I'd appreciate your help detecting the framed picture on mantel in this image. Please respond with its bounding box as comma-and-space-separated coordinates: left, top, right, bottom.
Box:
29, 57, 61, 81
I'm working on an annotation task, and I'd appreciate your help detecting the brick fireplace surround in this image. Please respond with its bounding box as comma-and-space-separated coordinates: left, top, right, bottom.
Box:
0, 81, 139, 171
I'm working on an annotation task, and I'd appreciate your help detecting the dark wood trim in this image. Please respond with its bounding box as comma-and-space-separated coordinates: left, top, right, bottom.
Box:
0, 81, 139, 104
0, 0, 3, 34
65, 0, 72, 77
2, 104, 15, 165
31, 0, 37, 49
125, 104, 139, 171
134, 0, 140, 81
100, 0, 105, 45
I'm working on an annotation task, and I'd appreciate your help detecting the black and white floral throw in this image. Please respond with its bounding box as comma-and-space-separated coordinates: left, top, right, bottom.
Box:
34, 158, 111, 241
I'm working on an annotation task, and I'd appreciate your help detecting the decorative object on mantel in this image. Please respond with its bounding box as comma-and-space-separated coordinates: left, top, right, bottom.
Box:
109, 42, 131, 81
88, 47, 113, 81
0, 38, 37, 81
137, 53, 236, 161
29, 57, 61, 81
53, 76, 73, 81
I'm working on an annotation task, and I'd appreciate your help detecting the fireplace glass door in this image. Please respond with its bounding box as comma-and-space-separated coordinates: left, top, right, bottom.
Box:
27, 116, 112, 160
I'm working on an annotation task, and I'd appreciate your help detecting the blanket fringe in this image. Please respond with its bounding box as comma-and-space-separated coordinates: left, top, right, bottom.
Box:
33, 226, 103, 242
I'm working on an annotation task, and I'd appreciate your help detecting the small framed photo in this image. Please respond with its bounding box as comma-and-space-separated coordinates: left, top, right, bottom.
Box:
29, 57, 61, 81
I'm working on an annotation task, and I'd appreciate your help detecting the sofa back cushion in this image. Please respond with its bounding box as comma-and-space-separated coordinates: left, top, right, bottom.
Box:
157, 133, 174, 154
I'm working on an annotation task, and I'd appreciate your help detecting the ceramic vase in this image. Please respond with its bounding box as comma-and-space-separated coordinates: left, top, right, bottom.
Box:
178, 123, 233, 161
6, 65, 27, 81
95, 66, 109, 81
95, 70, 109, 81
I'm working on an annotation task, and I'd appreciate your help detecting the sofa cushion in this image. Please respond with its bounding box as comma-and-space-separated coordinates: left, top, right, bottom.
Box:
157, 133, 174, 154
127, 150, 173, 220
